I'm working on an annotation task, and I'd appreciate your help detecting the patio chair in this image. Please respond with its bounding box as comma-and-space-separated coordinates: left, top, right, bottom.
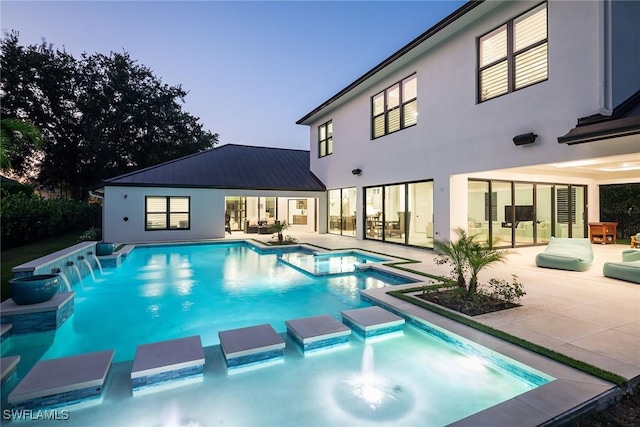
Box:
631, 232, 639, 248
603, 249, 640, 284
535, 237, 594, 272
387, 212, 410, 238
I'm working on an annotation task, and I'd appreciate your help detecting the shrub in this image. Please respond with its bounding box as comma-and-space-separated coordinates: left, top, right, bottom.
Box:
0, 193, 101, 249
77, 227, 102, 242
485, 275, 526, 304
433, 227, 512, 296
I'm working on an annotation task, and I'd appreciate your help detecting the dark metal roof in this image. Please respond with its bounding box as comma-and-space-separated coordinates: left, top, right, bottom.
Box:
296, 0, 482, 125
558, 89, 640, 145
103, 144, 326, 192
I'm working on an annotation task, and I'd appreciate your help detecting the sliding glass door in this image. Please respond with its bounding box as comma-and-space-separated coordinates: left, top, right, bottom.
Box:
468, 180, 586, 247
327, 187, 357, 236
408, 181, 434, 248
364, 180, 433, 248
536, 184, 552, 244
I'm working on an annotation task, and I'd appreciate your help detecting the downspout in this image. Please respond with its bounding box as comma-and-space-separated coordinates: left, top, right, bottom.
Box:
89, 191, 103, 200
598, 0, 613, 115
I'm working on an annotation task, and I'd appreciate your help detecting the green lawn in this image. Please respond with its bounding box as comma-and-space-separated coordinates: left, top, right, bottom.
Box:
1, 232, 83, 301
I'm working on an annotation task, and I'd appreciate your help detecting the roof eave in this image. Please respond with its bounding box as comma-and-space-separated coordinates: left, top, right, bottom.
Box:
558, 119, 640, 145
101, 182, 326, 192
296, 0, 483, 125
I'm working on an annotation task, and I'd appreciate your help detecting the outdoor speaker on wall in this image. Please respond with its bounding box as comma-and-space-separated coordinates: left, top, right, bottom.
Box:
513, 133, 537, 146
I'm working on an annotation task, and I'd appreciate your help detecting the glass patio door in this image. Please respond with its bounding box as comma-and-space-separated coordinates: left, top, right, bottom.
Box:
536, 184, 552, 243
513, 183, 534, 246
225, 197, 246, 231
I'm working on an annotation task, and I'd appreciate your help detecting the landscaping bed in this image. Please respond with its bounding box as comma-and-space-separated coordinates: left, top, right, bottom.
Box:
416, 287, 520, 316
572, 386, 640, 426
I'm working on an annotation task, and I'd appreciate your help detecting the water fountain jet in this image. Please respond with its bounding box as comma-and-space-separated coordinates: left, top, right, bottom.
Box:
332, 344, 414, 421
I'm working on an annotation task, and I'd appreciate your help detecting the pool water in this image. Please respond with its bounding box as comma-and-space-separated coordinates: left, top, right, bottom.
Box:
23, 326, 549, 427
279, 250, 388, 276
2, 243, 412, 365
1, 241, 554, 427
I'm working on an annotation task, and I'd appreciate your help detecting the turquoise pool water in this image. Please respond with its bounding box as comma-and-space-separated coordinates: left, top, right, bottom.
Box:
1, 241, 554, 426
3, 243, 412, 365
279, 250, 388, 276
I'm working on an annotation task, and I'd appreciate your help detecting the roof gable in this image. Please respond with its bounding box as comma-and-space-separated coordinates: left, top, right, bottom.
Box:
103, 144, 326, 191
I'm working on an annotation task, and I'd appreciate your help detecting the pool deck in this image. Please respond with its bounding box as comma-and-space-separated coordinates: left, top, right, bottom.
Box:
231, 231, 640, 424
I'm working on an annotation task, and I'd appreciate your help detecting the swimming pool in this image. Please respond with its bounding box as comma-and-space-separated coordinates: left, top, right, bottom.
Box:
1, 241, 554, 426
279, 250, 388, 276
3, 242, 413, 365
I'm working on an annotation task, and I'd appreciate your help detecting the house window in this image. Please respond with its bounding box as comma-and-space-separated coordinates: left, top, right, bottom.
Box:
318, 120, 333, 158
372, 74, 417, 139
478, 3, 547, 102
145, 196, 190, 230
484, 192, 497, 221
557, 188, 576, 224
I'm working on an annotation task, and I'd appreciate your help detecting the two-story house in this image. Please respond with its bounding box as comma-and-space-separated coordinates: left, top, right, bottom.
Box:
297, 0, 640, 249
99, 0, 639, 246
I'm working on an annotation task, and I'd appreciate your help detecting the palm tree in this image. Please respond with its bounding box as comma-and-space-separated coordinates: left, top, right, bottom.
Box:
433, 227, 471, 289
269, 221, 289, 244
465, 240, 510, 295
0, 119, 42, 171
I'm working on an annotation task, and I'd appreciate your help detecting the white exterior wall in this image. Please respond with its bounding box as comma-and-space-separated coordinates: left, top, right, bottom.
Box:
306, 0, 639, 241
103, 186, 324, 243
104, 186, 224, 243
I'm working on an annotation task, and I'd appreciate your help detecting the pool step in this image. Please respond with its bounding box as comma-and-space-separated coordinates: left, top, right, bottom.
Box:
8, 350, 114, 410
219, 324, 285, 370
131, 335, 205, 395
1, 355, 20, 384
341, 306, 405, 339
286, 314, 351, 354
0, 323, 12, 342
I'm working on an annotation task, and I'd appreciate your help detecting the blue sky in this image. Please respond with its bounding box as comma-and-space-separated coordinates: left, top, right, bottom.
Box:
2, 1, 465, 150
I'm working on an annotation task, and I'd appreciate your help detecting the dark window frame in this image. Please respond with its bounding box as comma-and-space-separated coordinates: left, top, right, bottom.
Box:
371, 73, 417, 139
318, 120, 333, 158
145, 196, 191, 231
477, 2, 548, 103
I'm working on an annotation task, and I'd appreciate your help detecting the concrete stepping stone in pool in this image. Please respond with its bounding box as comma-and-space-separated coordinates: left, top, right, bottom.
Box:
286, 314, 351, 354
1, 355, 20, 384
131, 335, 205, 395
8, 349, 114, 410
218, 324, 285, 370
341, 306, 405, 339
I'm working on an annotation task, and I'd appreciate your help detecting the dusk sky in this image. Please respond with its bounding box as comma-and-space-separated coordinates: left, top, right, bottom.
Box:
2, 1, 465, 150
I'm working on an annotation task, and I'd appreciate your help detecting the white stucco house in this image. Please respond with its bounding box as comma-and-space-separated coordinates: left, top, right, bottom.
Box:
100, 0, 640, 248
100, 144, 326, 243
297, 0, 640, 249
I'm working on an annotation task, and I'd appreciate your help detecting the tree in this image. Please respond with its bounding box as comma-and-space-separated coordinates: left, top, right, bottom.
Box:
269, 221, 289, 244
600, 183, 640, 239
434, 227, 510, 295
433, 227, 471, 289
0, 32, 218, 200
465, 240, 509, 294
0, 119, 42, 171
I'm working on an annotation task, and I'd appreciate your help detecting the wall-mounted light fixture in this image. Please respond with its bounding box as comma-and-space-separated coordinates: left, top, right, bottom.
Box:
351, 168, 362, 176
513, 132, 537, 146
